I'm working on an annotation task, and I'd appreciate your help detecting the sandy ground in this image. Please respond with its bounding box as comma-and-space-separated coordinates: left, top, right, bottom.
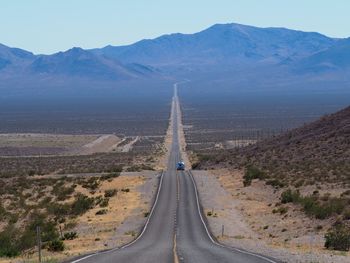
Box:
0, 134, 99, 148
192, 169, 350, 263
76, 135, 121, 155
224, 139, 257, 149
64, 172, 158, 255
119, 136, 139, 153
0, 172, 159, 263
0, 134, 124, 156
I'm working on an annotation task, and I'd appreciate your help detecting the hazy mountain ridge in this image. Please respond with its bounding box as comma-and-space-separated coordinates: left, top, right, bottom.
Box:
0, 45, 158, 81
30, 47, 157, 80
295, 38, 350, 72
0, 23, 350, 83
93, 23, 337, 67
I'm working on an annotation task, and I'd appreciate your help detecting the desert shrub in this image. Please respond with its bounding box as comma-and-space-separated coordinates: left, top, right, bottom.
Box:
8, 213, 19, 224
341, 190, 350, 197
121, 188, 130, 193
243, 166, 265, 187
47, 202, 71, 219
62, 232, 78, 240
294, 179, 304, 188
95, 209, 108, 215
47, 239, 64, 252
102, 172, 120, 180
191, 162, 200, 170
126, 164, 154, 172
104, 189, 117, 198
343, 209, 350, 220
0, 225, 20, 257
272, 206, 288, 214
281, 190, 347, 219
281, 189, 300, 204
0, 204, 8, 220
20, 214, 59, 250
266, 179, 285, 188
99, 198, 109, 208
301, 197, 346, 219
107, 166, 123, 174
55, 185, 75, 201
28, 170, 36, 176
325, 224, 350, 251
82, 177, 100, 191
70, 194, 95, 216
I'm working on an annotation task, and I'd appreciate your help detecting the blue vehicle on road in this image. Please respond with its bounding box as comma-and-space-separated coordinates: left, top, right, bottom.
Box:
176, 161, 185, 170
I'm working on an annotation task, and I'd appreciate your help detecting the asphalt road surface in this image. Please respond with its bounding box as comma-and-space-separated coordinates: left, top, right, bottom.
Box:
71, 84, 278, 263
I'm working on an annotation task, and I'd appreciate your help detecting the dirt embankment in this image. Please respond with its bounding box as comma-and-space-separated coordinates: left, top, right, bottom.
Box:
193, 169, 349, 263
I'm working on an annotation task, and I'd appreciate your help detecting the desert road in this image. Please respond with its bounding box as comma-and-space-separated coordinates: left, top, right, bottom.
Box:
70, 84, 279, 263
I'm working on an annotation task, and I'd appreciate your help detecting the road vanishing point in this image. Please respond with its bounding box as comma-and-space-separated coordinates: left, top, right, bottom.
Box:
70, 84, 279, 263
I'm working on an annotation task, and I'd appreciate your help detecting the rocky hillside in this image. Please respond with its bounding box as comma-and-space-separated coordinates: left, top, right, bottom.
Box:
195, 105, 350, 186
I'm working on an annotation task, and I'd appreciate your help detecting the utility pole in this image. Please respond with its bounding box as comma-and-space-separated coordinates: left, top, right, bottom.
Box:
221, 225, 224, 237
36, 226, 42, 263
59, 225, 63, 239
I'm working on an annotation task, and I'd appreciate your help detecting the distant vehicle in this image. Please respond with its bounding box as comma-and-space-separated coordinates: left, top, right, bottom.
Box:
176, 161, 185, 171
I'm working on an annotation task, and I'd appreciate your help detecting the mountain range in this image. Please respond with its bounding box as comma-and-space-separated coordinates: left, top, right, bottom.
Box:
1, 23, 350, 84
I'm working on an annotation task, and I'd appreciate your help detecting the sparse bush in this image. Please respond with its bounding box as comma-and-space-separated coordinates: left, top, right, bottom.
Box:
95, 209, 108, 215
47, 239, 65, 252
272, 206, 288, 215
341, 190, 350, 197
281, 189, 300, 204
62, 232, 78, 240
47, 202, 71, 219
121, 188, 130, 193
343, 209, 350, 220
280, 190, 347, 220
325, 224, 350, 251
99, 198, 109, 208
243, 166, 265, 187
82, 177, 100, 191
266, 179, 285, 188
0, 225, 20, 257
191, 162, 200, 170
104, 189, 117, 198
28, 170, 36, 176
0, 204, 8, 220
55, 185, 75, 201
294, 179, 304, 188
70, 194, 95, 216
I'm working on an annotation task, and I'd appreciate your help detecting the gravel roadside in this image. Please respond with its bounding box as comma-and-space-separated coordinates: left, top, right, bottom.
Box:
192, 170, 349, 263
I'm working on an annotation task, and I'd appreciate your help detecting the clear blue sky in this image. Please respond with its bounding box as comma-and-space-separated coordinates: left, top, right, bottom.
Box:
1, 0, 349, 54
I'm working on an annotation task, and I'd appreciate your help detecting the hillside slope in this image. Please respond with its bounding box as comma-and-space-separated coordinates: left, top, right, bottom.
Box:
196, 105, 350, 185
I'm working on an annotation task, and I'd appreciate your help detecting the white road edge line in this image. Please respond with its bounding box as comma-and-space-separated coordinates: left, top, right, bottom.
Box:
70, 171, 165, 263
188, 170, 278, 263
